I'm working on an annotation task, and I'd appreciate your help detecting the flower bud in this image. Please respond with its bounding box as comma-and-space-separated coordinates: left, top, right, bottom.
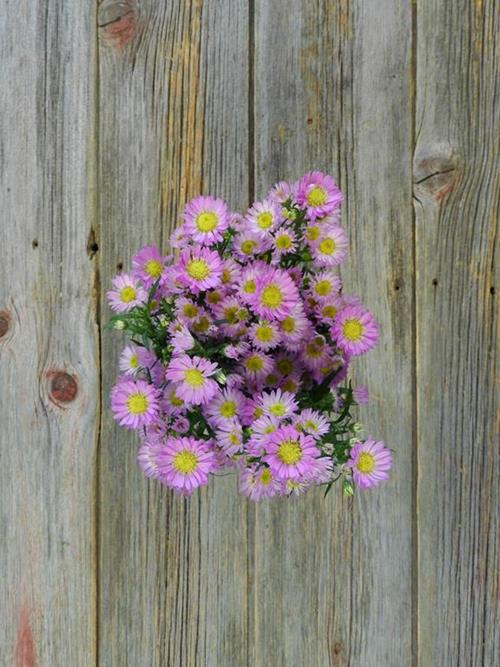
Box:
114, 320, 125, 330
342, 479, 354, 496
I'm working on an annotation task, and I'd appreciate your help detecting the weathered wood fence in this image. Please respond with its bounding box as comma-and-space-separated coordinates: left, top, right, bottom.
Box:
1, 1, 498, 665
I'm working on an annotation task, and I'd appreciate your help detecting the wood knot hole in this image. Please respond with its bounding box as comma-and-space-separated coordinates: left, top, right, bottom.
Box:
49, 372, 78, 404
0, 310, 11, 338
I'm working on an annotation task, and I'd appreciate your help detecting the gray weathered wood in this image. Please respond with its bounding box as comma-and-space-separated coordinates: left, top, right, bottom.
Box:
253, 1, 414, 664
414, 1, 499, 664
96, 1, 250, 664
0, 1, 99, 664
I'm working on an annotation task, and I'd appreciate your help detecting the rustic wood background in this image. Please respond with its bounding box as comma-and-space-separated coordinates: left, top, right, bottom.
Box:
1, 1, 498, 665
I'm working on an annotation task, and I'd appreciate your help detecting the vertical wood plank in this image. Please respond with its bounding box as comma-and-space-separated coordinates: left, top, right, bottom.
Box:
0, 1, 98, 664
253, 1, 415, 664
97, 2, 250, 664
415, 1, 499, 664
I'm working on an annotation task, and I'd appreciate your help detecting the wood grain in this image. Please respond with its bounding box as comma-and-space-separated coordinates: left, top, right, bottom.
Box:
414, 1, 499, 664
96, 1, 250, 664
0, 1, 99, 664
252, 1, 414, 665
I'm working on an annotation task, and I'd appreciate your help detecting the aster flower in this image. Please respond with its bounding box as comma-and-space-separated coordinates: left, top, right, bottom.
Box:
271, 226, 297, 258
175, 297, 201, 323
175, 247, 223, 294
278, 304, 311, 350
293, 409, 330, 439
137, 437, 164, 479
233, 230, 268, 261
182, 195, 230, 245
353, 384, 369, 405
131, 245, 168, 287
107, 273, 147, 313
240, 349, 274, 383
310, 225, 349, 267
314, 296, 344, 325
245, 198, 282, 236
296, 171, 343, 220
258, 389, 298, 420
249, 319, 281, 351
301, 335, 333, 371
216, 420, 243, 455
239, 464, 280, 501
331, 305, 379, 356
237, 262, 267, 304
111, 378, 159, 429
165, 355, 220, 405
163, 383, 186, 416
309, 271, 342, 301
246, 414, 281, 455
251, 267, 300, 321
119, 345, 141, 376
263, 425, 320, 481
220, 258, 242, 287
157, 436, 217, 494
267, 180, 297, 205
169, 321, 195, 354
346, 440, 392, 489
204, 387, 245, 427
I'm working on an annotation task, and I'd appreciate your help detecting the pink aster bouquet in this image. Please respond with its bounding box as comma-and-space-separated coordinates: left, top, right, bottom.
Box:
108, 172, 392, 499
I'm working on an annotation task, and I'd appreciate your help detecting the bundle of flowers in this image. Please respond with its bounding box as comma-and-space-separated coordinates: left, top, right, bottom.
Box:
108, 171, 392, 499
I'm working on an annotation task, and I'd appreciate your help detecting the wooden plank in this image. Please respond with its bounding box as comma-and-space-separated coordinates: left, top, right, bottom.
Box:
414, 1, 499, 664
0, 1, 98, 665
96, 1, 250, 664
252, 1, 414, 664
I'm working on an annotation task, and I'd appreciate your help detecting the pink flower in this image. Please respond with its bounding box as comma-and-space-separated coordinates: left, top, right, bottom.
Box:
182, 195, 230, 245
239, 465, 280, 501
245, 198, 282, 236
240, 349, 274, 383
157, 437, 217, 494
216, 420, 243, 455
111, 378, 159, 429
204, 387, 246, 427
175, 247, 223, 294
353, 384, 369, 405
309, 270, 342, 301
293, 409, 330, 439
107, 273, 146, 313
263, 425, 320, 481
165, 355, 220, 405
233, 230, 269, 261
251, 267, 300, 321
258, 389, 299, 420
331, 305, 379, 356
249, 319, 281, 351
137, 437, 164, 478
346, 440, 392, 489
310, 225, 349, 267
119, 345, 141, 376
296, 171, 343, 220
278, 304, 311, 350
131, 245, 168, 287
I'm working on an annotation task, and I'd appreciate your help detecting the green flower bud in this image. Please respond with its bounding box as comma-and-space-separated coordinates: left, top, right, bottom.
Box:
114, 320, 125, 330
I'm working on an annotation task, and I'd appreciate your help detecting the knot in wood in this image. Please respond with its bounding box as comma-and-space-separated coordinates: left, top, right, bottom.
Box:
49, 372, 78, 404
0, 310, 11, 338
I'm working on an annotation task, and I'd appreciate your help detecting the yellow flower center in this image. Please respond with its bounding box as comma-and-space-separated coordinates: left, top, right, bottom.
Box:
306, 186, 327, 207
268, 402, 286, 417
145, 259, 163, 278
246, 355, 264, 372
120, 286, 136, 303
260, 468, 272, 485
341, 318, 364, 342
195, 211, 218, 232
256, 211, 273, 229
277, 358, 293, 374
260, 284, 282, 309
186, 259, 210, 281
219, 400, 237, 418
169, 391, 184, 407
193, 316, 209, 333
304, 420, 317, 431
305, 225, 320, 241
276, 234, 292, 249
229, 433, 240, 445
126, 393, 149, 415
265, 373, 279, 385
280, 316, 296, 333
221, 268, 231, 284
356, 452, 375, 474
129, 354, 138, 369
183, 368, 205, 388
207, 291, 221, 304
314, 280, 331, 296
241, 240, 256, 255
224, 306, 239, 324
318, 238, 336, 255
242, 279, 256, 294
281, 378, 297, 392
321, 304, 337, 318
253, 407, 263, 419
277, 439, 302, 465
182, 303, 198, 318
306, 339, 324, 358
172, 449, 198, 474
256, 325, 273, 342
